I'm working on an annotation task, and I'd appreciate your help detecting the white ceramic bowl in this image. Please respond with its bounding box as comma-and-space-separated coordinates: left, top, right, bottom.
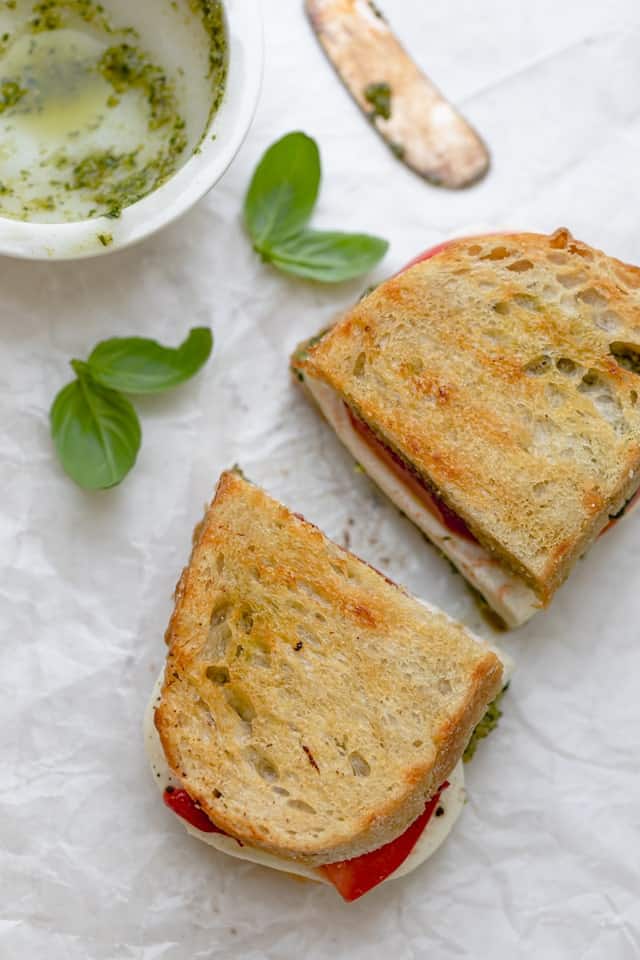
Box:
0, 0, 263, 260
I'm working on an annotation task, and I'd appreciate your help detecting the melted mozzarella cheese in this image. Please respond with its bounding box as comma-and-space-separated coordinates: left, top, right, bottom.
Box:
144, 672, 466, 885
303, 375, 541, 628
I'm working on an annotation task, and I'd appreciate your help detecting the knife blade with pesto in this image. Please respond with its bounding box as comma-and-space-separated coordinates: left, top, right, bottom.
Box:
306, 0, 489, 188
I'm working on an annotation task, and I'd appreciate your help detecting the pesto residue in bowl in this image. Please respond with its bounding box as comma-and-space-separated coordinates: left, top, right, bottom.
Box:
0, 0, 227, 221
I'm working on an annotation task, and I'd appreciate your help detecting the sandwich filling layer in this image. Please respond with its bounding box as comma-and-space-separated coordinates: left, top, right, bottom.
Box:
145, 671, 466, 891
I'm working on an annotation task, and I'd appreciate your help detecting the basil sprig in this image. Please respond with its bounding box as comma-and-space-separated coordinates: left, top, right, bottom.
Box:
50, 327, 213, 490
244, 132, 388, 283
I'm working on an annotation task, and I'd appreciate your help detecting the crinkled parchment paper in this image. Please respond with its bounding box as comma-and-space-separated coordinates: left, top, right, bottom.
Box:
2, 2, 640, 956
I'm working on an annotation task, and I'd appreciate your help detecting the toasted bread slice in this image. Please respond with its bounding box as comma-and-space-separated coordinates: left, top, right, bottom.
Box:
155, 470, 503, 866
298, 229, 640, 602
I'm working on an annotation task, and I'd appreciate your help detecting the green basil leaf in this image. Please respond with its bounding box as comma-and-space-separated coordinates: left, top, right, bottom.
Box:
50, 363, 141, 490
244, 132, 320, 250
267, 230, 389, 283
87, 327, 213, 395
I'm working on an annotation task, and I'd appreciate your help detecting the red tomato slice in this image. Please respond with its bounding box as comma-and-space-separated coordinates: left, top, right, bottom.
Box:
398, 239, 457, 273
348, 407, 477, 542
320, 783, 448, 902
397, 232, 513, 275
163, 787, 226, 835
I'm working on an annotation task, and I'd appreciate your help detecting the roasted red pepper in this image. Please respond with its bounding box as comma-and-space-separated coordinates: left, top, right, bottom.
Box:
163, 787, 226, 835
320, 783, 448, 902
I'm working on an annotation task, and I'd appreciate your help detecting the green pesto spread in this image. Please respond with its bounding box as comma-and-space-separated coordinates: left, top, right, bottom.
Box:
0, 77, 25, 110
291, 327, 332, 378
463, 686, 508, 762
364, 81, 392, 121
0, 0, 227, 222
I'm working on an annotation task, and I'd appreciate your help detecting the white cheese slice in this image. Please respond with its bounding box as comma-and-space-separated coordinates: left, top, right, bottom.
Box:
144, 671, 466, 886
302, 375, 541, 628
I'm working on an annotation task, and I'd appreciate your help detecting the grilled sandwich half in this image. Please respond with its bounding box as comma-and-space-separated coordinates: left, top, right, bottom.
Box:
148, 470, 505, 901
292, 229, 640, 627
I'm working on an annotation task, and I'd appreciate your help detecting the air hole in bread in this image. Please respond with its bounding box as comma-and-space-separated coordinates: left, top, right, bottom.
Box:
240, 609, 254, 634
250, 566, 261, 582
547, 252, 569, 265
556, 357, 578, 375
513, 294, 538, 311
287, 799, 317, 814
533, 481, 550, 499
467, 244, 482, 255
216, 553, 225, 573
438, 678, 452, 695
272, 786, 289, 796
507, 259, 534, 272
225, 687, 256, 724
245, 747, 278, 782
353, 352, 366, 376
481, 245, 511, 261
631, 390, 638, 405
540, 283, 558, 300
493, 301, 509, 315
478, 280, 495, 290
211, 602, 231, 626
595, 310, 621, 332
203, 621, 232, 661
206, 664, 230, 685
524, 355, 552, 375
578, 370, 626, 431
413, 739, 423, 748
577, 287, 608, 308
557, 270, 588, 288
349, 751, 371, 777
610, 342, 640, 375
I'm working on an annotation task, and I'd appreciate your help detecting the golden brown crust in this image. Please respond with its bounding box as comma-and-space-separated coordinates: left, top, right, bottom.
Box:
155, 470, 502, 865
300, 230, 640, 600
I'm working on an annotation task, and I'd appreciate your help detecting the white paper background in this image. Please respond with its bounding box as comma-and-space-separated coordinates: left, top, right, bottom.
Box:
3, 1, 640, 956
